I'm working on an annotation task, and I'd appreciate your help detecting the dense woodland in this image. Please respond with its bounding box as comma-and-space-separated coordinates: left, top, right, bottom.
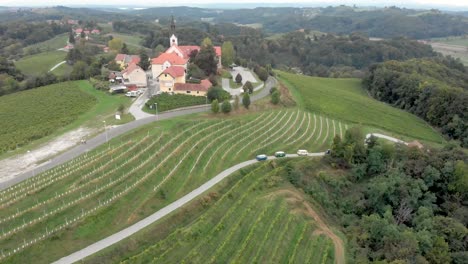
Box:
287, 128, 467, 263
364, 58, 468, 147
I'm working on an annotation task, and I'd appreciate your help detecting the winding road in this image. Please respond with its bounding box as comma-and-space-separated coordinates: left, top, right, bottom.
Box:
53, 153, 325, 264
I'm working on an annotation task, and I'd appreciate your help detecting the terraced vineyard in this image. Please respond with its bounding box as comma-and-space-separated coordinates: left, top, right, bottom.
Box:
0, 109, 347, 263
118, 163, 336, 264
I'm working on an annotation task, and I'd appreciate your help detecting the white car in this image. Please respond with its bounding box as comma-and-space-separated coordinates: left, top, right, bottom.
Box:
297, 149, 308, 156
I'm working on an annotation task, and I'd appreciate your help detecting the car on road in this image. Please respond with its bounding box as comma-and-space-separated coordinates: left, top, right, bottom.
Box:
297, 149, 308, 156
256, 154, 268, 161
275, 151, 286, 158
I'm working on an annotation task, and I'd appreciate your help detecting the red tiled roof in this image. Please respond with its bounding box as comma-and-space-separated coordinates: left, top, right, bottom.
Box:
122, 63, 143, 75
174, 83, 209, 92
75, 28, 83, 33
200, 79, 213, 90
91, 29, 100, 34
152, 53, 187, 65
168, 45, 222, 59
115, 53, 126, 61
130, 56, 141, 65
160, 66, 185, 78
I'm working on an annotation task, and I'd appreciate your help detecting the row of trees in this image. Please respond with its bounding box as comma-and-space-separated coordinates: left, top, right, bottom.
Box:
364, 57, 468, 147
287, 127, 468, 263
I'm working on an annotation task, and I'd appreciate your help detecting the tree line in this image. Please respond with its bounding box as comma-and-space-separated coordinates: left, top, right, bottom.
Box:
364, 58, 468, 147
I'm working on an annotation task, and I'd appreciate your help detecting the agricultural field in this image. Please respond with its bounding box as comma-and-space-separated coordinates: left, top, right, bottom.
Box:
14, 51, 67, 76
0, 109, 346, 263
0, 82, 96, 153
22, 33, 69, 54
144, 93, 207, 113
106, 33, 144, 48
429, 42, 468, 65
430, 36, 468, 47
277, 71, 444, 143
90, 161, 338, 264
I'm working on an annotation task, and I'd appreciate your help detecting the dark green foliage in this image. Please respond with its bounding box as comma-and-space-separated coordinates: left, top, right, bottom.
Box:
211, 99, 219, 113
233, 95, 239, 110
364, 58, 468, 147
120, 43, 129, 54
187, 63, 205, 79
242, 81, 253, 94
138, 52, 150, 71
271, 90, 280, 105
242, 93, 250, 109
145, 93, 206, 112
221, 100, 231, 113
254, 66, 268, 82
207, 87, 230, 102
193, 42, 218, 76
235, 73, 242, 84
68, 30, 75, 44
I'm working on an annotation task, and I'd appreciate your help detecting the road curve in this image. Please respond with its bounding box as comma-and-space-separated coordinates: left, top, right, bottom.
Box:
0, 77, 277, 191
53, 153, 324, 264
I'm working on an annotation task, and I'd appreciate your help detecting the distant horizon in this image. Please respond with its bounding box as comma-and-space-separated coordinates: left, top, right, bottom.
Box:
2, 1, 468, 12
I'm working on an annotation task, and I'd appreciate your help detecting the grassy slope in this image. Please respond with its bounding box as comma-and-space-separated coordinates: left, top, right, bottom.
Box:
15, 51, 67, 76
0, 81, 132, 159
277, 71, 444, 143
431, 36, 468, 47
108, 33, 144, 48
86, 159, 338, 264
23, 33, 68, 53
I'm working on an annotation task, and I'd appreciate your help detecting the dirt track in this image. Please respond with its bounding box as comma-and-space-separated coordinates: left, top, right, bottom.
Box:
273, 189, 345, 264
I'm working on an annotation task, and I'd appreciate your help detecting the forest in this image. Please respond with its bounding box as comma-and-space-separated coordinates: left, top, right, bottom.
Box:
287, 128, 467, 263
364, 58, 468, 147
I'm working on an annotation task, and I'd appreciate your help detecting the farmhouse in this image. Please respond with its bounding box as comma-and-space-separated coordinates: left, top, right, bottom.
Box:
174, 79, 212, 96
115, 54, 141, 70
122, 63, 147, 88
151, 53, 188, 81
158, 66, 186, 93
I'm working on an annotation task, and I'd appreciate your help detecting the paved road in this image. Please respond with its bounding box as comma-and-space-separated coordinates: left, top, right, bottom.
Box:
128, 90, 153, 120
366, 133, 408, 145
222, 78, 265, 96
49, 61, 66, 72
53, 152, 324, 264
0, 76, 277, 191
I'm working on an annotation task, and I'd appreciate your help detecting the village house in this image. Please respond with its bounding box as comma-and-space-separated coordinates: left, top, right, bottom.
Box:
151, 53, 188, 81
158, 66, 186, 93
115, 54, 141, 70
174, 79, 212, 96
122, 63, 147, 88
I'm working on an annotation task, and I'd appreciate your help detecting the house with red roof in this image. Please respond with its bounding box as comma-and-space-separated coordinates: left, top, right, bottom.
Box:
158, 66, 186, 93
164, 35, 222, 69
151, 52, 188, 81
173, 79, 212, 96
115, 54, 141, 70
122, 63, 147, 88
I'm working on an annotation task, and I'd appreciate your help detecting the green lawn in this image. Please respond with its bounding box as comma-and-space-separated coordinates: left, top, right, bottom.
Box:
107, 33, 144, 48
15, 51, 67, 76
277, 71, 444, 143
23, 33, 68, 54
0, 110, 344, 263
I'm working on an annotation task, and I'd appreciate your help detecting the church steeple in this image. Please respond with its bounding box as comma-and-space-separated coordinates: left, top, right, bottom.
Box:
169, 15, 178, 46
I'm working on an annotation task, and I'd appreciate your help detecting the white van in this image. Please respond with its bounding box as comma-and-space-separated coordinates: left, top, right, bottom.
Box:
297, 149, 308, 156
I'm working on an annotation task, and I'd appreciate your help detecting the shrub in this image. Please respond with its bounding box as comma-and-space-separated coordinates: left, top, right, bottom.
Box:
271, 90, 280, 105
211, 99, 219, 113
207, 87, 230, 102
242, 93, 251, 109
221, 100, 232, 113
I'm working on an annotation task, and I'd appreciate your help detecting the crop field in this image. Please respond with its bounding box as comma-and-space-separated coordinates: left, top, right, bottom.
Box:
0, 109, 346, 263
0, 82, 96, 153
278, 71, 444, 143
15, 51, 67, 76
112, 163, 336, 264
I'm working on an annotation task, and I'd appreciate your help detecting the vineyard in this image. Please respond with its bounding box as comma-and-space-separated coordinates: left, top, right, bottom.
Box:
0, 82, 96, 153
116, 162, 336, 264
0, 109, 346, 263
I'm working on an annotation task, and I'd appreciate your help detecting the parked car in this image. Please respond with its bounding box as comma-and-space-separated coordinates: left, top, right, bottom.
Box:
275, 151, 286, 158
256, 154, 268, 161
125, 91, 139, 97
297, 149, 308, 156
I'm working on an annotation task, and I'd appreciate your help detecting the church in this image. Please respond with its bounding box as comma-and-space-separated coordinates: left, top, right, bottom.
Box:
151, 17, 222, 81
150, 17, 221, 96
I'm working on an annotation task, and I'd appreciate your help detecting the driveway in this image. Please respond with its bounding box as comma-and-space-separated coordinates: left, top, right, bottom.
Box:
0, 77, 277, 191
231, 66, 257, 84
128, 90, 153, 120
53, 153, 325, 264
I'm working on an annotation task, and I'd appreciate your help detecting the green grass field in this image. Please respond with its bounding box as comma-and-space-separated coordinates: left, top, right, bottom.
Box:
277, 71, 444, 143
88, 160, 337, 264
0, 109, 344, 263
430, 36, 468, 47
15, 51, 67, 76
23, 33, 68, 54
0, 81, 132, 159
107, 33, 144, 48
0, 82, 96, 153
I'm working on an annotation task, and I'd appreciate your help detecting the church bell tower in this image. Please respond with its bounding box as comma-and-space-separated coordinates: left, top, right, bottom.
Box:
170, 15, 178, 46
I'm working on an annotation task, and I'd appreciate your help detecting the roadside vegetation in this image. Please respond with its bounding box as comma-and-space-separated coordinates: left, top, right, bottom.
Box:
0, 109, 346, 263
0, 82, 96, 153
278, 71, 444, 144
144, 93, 207, 113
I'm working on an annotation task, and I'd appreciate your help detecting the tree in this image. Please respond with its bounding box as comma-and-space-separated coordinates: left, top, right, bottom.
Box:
426, 237, 452, 264
68, 30, 75, 44
235, 73, 242, 84
70, 61, 87, 80
255, 66, 269, 82
207, 87, 231, 102
108, 38, 123, 52
233, 95, 239, 110
243, 81, 253, 94
211, 99, 219, 113
221, 41, 235, 67
242, 93, 251, 109
121, 43, 129, 54
271, 90, 280, 104
194, 43, 217, 76
221, 100, 232, 113
201, 37, 213, 47
138, 51, 150, 71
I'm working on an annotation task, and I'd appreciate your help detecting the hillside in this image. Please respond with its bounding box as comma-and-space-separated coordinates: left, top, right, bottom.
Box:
14, 51, 68, 76
277, 71, 444, 143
